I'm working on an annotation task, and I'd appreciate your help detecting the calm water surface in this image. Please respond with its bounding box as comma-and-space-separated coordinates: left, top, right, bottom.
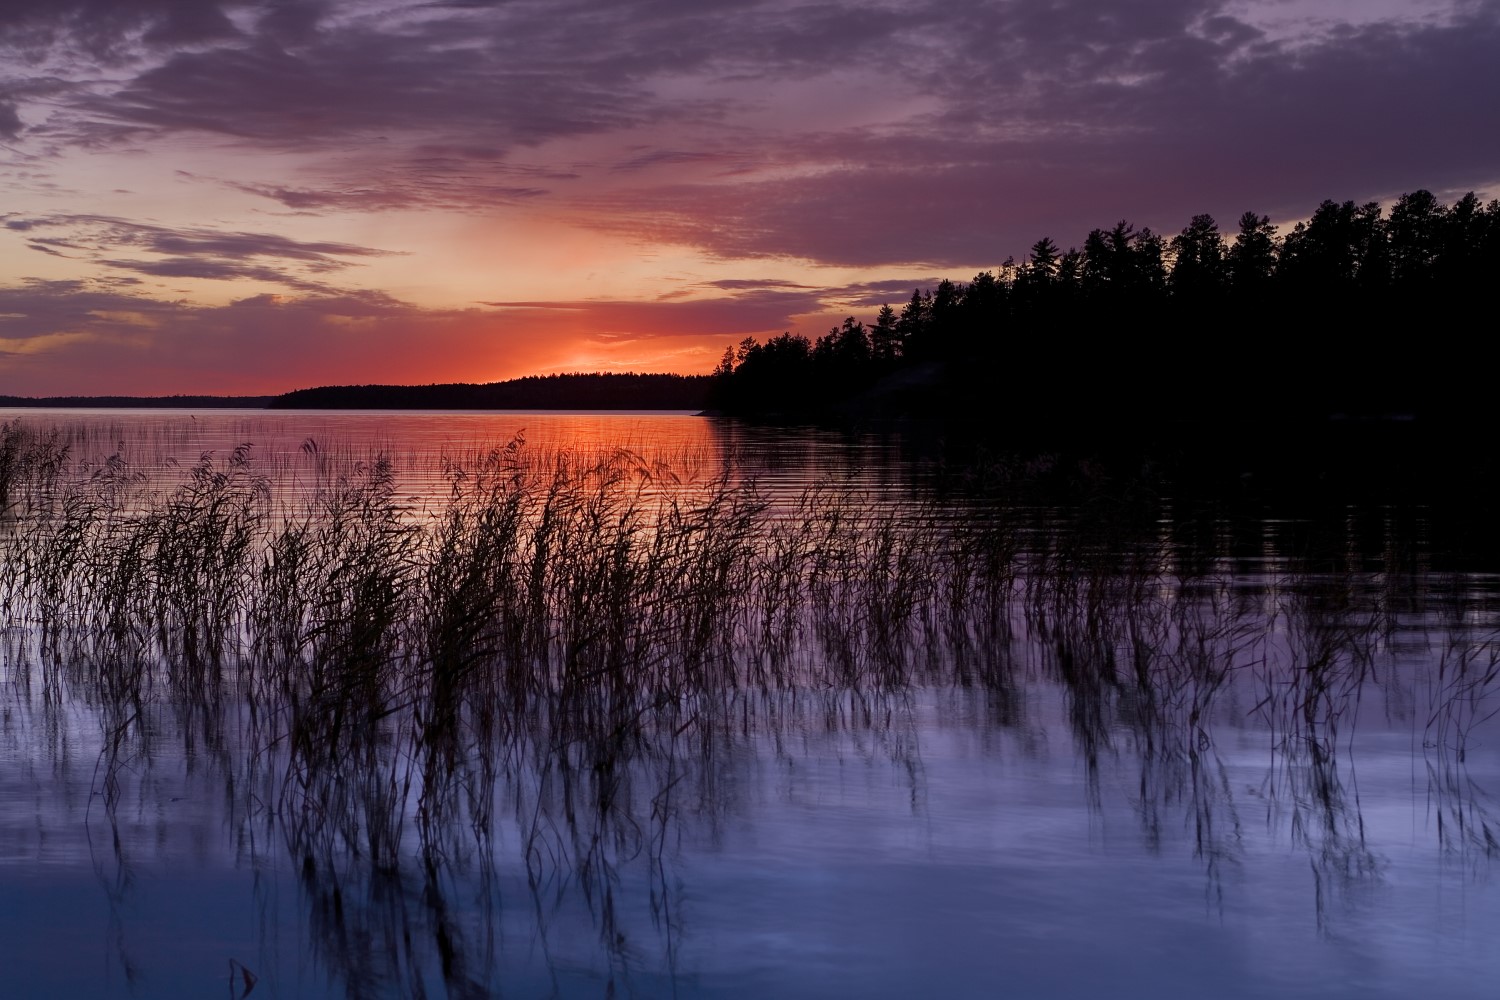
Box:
1, 409, 1496, 998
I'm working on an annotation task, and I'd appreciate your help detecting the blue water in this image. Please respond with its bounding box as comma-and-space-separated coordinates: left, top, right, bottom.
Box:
0, 409, 1496, 998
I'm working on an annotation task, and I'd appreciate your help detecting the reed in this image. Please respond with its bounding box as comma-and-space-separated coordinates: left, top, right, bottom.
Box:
2, 420, 1497, 984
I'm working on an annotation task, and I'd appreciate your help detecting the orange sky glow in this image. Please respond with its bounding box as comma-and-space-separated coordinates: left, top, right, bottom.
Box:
2, 0, 1497, 396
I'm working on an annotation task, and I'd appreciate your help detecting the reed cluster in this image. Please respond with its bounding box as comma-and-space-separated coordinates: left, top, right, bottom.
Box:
2, 422, 1496, 891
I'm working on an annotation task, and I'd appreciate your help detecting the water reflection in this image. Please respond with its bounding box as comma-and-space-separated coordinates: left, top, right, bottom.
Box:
1, 412, 1498, 997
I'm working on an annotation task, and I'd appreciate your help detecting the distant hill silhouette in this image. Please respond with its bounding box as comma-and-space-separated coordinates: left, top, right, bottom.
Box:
269, 373, 711, 410
0, 374, 710, 410
0, 394, 274, 408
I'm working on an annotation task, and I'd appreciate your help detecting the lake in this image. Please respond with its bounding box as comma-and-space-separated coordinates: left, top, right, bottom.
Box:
1, 409, 1497, 998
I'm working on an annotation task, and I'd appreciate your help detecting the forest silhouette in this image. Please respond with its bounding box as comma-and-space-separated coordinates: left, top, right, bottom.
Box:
268, 372, 710, 409
710, 189, 1499, 437
0, 374, 711, 411
6, 188, 1494, 441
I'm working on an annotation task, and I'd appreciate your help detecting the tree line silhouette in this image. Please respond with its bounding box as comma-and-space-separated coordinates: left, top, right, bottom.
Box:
270, 372, 710, 410
0, 394, 276, 408
0, 375, 712, 411
709, 189, 1499, 429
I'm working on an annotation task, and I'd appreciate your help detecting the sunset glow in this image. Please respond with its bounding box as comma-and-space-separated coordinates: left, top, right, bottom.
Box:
2, 0, 1497, 396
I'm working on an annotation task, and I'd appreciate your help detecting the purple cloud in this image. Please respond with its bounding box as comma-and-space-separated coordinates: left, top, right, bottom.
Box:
5, 214, 395, 289
1, 0, 1498, 396
569, 2, 1500, 265
9, 2, 1492, 261
479, 286, 831, 337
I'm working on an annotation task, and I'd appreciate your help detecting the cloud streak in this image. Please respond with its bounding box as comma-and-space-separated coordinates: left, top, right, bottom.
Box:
4, 214, 396, 291
0, 280, 833, 395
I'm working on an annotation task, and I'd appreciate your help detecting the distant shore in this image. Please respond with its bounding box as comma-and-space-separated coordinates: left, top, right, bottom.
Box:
0, 372, 712, 411
0, 394, 277, 408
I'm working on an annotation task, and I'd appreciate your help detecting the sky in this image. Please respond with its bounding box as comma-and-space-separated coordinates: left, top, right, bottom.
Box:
2, 0, 1497, 396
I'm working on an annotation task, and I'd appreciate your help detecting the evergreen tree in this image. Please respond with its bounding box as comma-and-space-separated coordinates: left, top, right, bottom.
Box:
897, 289, 932, 360
1387, 189, 1445, 289
1028, 237, 1060, 282
871, 304, 901, 365
1227, 211, 1278, 298
1169, 214, 1226, 303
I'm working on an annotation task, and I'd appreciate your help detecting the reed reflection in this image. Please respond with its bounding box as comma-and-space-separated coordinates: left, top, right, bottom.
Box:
1, 418, 1498, 995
